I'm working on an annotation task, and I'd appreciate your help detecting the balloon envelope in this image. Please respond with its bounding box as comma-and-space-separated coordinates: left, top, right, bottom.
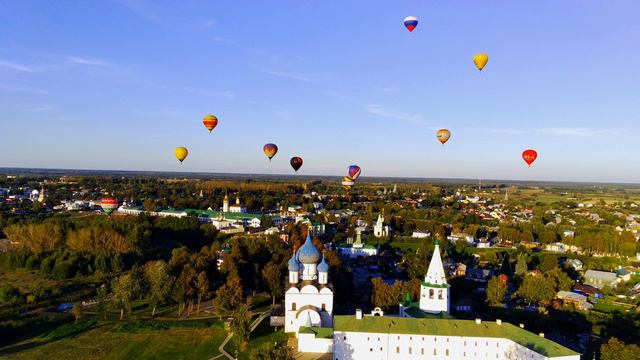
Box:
263, 143, 278, 161
522, 149, 538, 166
341, 176, 355, 186
403, 16, 418, 32
473, 53, 489, 71
202, 114, 218, 133
437, 129, 451, 145
175, 147, 188, 163
100, 198, 119, 215
290, 157, 303, 172
347, 165, 361, 180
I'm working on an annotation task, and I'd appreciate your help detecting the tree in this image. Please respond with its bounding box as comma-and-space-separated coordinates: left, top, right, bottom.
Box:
231, 302, 252, 349
539, 255, 558, 272
515, 253, 528, 277
72, 303, 82, 323
601, 337, 640, 360
518, 274, 555, 305
96, 283, 109, 320
196, 271, 210, 314
213, 276, 243, 318
144, 260, 174, 317
250, 341, 295, 360
486, 277, 506, 307
112, 274, 134, 320
545, 268, 573, 292
262, 261, 283, 307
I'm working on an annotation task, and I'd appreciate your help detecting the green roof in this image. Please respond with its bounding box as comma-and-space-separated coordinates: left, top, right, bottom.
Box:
421, 282, 450, 288
403, 306, 454, 319
299, 326, 333, 339
157, 208, 262, 220
333, 316, 578, 358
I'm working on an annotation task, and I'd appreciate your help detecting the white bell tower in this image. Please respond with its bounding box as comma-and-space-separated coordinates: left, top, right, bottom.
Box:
419, 240, 450, 314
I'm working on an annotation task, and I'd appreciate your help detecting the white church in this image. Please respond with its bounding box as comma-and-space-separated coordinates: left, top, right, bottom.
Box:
373, 212, 389, 238
287, 234, 580, 360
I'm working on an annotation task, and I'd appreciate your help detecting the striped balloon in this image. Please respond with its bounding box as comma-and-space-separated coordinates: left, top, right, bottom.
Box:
403, 16, 418, 32
202, 114, 218, 133
100, 198, 119, 215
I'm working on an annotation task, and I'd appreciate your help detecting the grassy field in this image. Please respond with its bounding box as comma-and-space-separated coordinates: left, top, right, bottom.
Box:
0, 320, 227, 360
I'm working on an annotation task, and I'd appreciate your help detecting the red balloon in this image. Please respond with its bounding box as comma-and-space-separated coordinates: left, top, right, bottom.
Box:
522, 149, 538, 166
290, 157, 303, 172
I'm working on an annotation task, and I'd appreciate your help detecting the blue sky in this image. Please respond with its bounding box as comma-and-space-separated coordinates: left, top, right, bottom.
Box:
1, 1, 639, 182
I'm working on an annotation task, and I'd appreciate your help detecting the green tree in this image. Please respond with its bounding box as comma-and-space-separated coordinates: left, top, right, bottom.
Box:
96, 284, 109, 320
518, 274, 555, 305
601, 337, 640, 360
72, 303, 82, 323
250, 341, 295, 360
112, 274, 134, 320
262, 261, 284, 307
213, 276, 243, 318
231, 302, 252, 349
486, 277, 506, 307
515, 253, 528, 277
144, 260, 174, 317
196, 271, 210, 314
539, 255, 558, 272
545, 268, 573, 292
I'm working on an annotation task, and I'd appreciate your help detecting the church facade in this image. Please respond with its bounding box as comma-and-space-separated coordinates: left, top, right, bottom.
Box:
285, 233, 333, 333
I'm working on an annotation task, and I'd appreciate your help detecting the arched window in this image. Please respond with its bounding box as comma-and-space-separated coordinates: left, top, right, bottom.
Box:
438, 289, 443, 299
429, 289, 434, 299
292, 303, 296, 311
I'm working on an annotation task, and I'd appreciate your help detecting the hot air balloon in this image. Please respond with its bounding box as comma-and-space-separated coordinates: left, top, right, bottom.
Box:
341, 176, 355, 191
341, 176, 355, 186
202, 114, 218, 133
290, 157, 303, 172
522, 149, 538, 166
403, 16, 418, 32
263, 143, 278, 162
100, 198, 119, 215
347, 165, 361, 180
437, 129, 451, 146
175, 147, 188, 163
473, 53, 489, 71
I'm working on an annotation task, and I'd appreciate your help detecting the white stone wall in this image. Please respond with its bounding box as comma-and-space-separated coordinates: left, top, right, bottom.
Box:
284, 286, 333, 333
298, 333, 334, 353
333, 332, 580, 360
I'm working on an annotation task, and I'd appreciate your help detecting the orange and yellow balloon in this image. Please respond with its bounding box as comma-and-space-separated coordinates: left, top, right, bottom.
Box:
202, 114, 218, 133
473, 53, 489, 71
175, 147, 188, 163
263, 143, 278, 162
437, 129, 451, 145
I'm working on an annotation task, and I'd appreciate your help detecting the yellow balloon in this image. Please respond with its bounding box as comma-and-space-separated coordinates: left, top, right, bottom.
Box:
473, 53, 489, 71
175, 147, 188, 163
437, 129, 451, 145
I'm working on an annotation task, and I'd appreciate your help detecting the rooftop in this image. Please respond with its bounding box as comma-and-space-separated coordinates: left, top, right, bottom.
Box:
299, 326, 333, 339
333, 316, 578, 358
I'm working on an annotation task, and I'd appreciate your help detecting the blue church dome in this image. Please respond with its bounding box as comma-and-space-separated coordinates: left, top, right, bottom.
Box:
297, 233, 321, 264
317, 256, 329, 273
288, 252, 300, 272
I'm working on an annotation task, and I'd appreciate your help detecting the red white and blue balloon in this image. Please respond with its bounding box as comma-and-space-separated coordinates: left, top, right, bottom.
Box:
403, 16, 418, 32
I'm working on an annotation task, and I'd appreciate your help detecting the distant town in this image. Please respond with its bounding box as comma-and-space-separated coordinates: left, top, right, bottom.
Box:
1, 172, 639, 359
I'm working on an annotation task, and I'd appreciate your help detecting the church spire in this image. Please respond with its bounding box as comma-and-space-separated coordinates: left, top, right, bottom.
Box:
424, 240, 447, 286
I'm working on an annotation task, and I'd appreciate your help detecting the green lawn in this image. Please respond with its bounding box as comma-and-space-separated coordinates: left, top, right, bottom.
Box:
0, 320, 228, 360
592, 300, 634, 314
